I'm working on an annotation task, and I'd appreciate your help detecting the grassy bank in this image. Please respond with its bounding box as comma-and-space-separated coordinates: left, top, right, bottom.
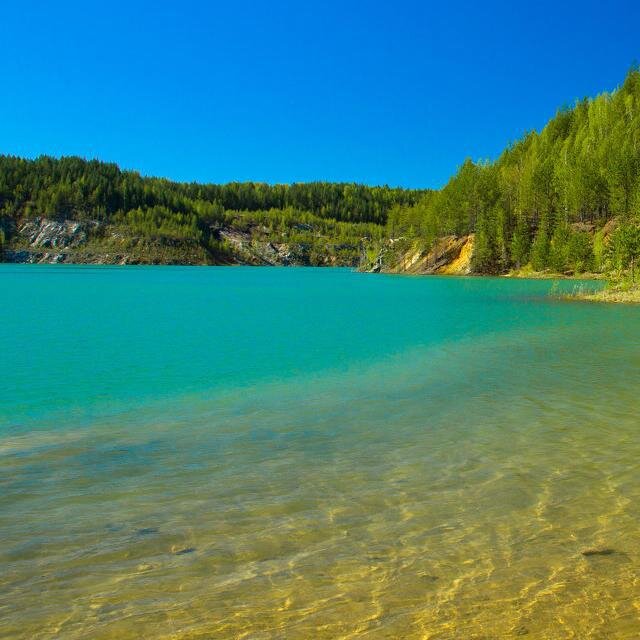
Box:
506, 265, 605, 280
562, 281, 640, 304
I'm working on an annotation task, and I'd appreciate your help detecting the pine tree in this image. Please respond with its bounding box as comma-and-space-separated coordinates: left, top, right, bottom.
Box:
530, 224, 550, 272
510, 216, 530, 269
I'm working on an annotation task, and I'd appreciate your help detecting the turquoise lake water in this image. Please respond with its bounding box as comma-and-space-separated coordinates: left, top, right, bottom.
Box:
2, 265, 640, 639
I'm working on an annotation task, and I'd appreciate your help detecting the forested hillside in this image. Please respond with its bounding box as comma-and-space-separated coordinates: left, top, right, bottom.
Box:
386, 67, 640, 276
2, 69, 640, 273
0, 156, 424, 265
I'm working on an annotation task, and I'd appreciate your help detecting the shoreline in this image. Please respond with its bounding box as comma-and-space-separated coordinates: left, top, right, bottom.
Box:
560, 286, 640, 304
504, 268, 605, 281
6, 259, 639, 304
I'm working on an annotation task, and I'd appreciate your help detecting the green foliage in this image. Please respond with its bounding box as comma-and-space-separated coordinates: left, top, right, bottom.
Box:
566, 231, 594, 273
593, 227, 607, 271
0, 154, 424, 227
548, 223, 572, 272
0, 154, 423, 265
473, 206, 505, 274
606, 219, 640, 280
546, 223, 594, 273
510, 216, 530, 269
530, 225, 550, 272
115, 206, 202, 241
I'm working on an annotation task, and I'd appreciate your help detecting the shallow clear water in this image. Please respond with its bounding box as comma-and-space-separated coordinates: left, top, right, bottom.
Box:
2, 265, 639, 639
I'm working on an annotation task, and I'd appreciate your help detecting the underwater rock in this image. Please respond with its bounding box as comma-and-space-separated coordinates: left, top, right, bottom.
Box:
172, 546, 196, 555
418, 573, 439, 582
581, 547, 617, 557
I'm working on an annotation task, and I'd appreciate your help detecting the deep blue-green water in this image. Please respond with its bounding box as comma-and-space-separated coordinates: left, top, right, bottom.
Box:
3, 265, 640, 639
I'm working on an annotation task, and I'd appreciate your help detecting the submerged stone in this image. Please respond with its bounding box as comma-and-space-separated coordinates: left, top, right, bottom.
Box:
419, 574, 439, 582
581, 547, 617, 557
173, 546, 196, 555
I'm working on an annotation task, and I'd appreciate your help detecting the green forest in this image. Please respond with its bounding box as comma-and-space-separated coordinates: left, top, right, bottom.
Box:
1, 68, 640, 274
388, 67, 640, 277
0, 155, 424, 265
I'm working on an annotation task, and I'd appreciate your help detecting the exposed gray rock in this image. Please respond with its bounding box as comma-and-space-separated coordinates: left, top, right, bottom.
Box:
3, 216, 352, 266
19, 217, 100, 249
3, 249, 69, 264
218, 229, 311, 266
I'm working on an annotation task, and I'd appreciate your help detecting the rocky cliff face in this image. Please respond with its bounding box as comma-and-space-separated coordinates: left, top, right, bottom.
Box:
2, 217, 475, 272
218, 229, 310, 266
370, 234, 475, 275
19, 218, 99, 250
215, 228, 352, 266
4, 218, 99, 263
1, 217, 357, 266
2, 217, 209, 265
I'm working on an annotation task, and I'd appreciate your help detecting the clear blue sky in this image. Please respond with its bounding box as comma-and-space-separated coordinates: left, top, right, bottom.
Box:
1, 0, 639, 189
